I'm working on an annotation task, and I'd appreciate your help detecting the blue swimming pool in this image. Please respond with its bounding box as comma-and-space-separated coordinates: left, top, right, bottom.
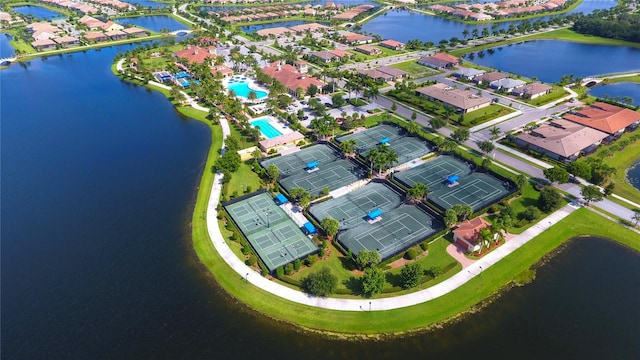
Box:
226, 81, 268, 99
251, 118, 282, 139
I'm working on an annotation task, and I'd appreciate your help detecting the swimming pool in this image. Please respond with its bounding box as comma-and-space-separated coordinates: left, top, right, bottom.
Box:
251, 118, 282, 139
226, 81, 268, 100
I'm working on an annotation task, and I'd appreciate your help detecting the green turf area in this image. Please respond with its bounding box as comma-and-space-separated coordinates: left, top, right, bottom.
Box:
390, 60, 440, 77
522, 87, 570, 107
591, 136, 640, 205
601, 75, 640, 85
226, 162, 264, 197
459, 104, 514, 127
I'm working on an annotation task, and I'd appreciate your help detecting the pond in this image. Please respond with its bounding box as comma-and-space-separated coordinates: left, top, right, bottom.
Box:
468, 40, 640, 83
588, 82, 640, 106
0, 33, 14, 58
126, 0, 172, 8
567, 0, 618, 14
627, 160, 640, 191
201, 0, 379, 12
118, 15, 189, 32
12, 5, 65, 20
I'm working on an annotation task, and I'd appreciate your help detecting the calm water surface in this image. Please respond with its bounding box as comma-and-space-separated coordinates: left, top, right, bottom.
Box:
588, 82, 640, 106
202, 0, 379, 12
470, 40, 640, 82
127, 0, 172, 8
1, 33, 14, 57
12, 5, 65, 20
2, 45, 640, 359
118, 15, 189, 32
627, 160, 640, 190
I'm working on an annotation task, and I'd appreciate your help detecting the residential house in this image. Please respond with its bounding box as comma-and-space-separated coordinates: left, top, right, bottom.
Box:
310, 50, 336, 63
83, 31, 108, 42
453, 217, 491, 253
354, 44, 381, 56
475, 71, 508, 85
415, 83, 491, 113
31, 39, 57, 51
53, 36, 80, 47
338, 30, 374, 45
511, 82, 553, 99
377, 66, 407, 80
122, 27, 149, 37
417, 53, 460, 69
489, 78, 526, 92
358, 69, 393, 82
105, 30, 127, 40
295, 60, 308, 74
379, 39, 405, 51
256, 27, 292, 38
563, 102, 640, 137
514, 119, 609, 162
453, 67, 486, 81
101, 21, 124, 32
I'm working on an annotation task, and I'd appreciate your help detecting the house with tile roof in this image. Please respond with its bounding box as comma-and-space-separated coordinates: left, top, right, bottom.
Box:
453, 217, 491, 253
562, 102, 640, 136
415, 83, 491, 113
514, 119, 608, 162
379, 39, 405, 51
262, 61, 324, 97
511, 82, 553, 99
173, 45, 217, 65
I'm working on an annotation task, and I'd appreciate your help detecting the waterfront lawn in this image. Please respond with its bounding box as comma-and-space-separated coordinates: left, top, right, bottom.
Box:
591, 134, 640, 204
225, 161, 264, 198
602, 75, 640, 85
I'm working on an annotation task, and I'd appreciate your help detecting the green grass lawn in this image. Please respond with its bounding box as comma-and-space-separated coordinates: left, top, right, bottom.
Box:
224, 161, 264, 198
460, 104, 514, 127
523, 87, 570, 107
601, 75, 640, 84
592, 137, 640, 204
390, 60, 439, 77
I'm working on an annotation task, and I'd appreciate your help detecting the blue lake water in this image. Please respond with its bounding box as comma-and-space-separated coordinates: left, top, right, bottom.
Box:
241, 20, 323, 33
12, 5, 65, 20
588, 82, 640, 106
469, 40, 640, 82
127, 0, 172, 8
118, 15, 189, 32
2, 42, 640, 359
1, 33, 14, 57
627, 160, 640, 190
567, 0, 618, 14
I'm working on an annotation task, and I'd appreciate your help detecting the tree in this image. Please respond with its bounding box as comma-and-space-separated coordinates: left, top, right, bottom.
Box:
248, 90, 258, 102
361, 267, 386, 297
478, 140, 495, 155
429, 117, 446, 130
407, 182, 429, 203
332, 93, 346, 107
321, 217, 340, 239
217, 151, 241, 173
515, 174, 527, 190
267, 164, 280, 183
411, 111, 417, 121
301, 267, 337, 296
401, 262, 423, 289
444, 209, 458, 228
367, 145, 398, 174
251, 148, 263, 162
355, 250, 381, 270
340, 139, 357, 156
581, 185, 603, 204
452, 204, 473, 221
567, 161, 592, 180
406, 121, 420, 135
289, 187, 311, 208
543, 167, 570, 184
451, 128, 470, 143
632, 209, 640, 227
538, 187, 563, 212
522, 206, 541, 221
391, 101, 397, 112
306, 84, 318, 97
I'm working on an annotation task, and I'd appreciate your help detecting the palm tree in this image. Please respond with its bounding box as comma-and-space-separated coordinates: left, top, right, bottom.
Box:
407, 182, 429, 204
462, 29, 470, 40
340, 139, 357, 157
248, 90, 258, 103
489, 126, 501, 140
405, 121, 421, 135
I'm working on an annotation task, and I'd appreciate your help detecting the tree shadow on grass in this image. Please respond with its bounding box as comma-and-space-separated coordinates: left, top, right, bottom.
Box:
343, 276, 363, 296
385, 272, 403, 288
338, 256, 356, 271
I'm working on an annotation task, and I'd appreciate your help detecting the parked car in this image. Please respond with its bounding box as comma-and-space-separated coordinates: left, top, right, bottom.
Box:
324, 102, 332, 107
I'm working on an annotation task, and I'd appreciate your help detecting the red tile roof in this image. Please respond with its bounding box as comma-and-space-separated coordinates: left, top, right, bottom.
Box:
453, 217, 490, 245
432, 52, 459, 64
563, 102, 640, 134
173, 45, 216, 64
262, 62, 324, 94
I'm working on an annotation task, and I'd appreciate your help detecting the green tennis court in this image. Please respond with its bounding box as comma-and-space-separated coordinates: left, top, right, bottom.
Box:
336, 124, 431, 164
279, 160, 366, 197
224, 192, 317, 272
429, 173, 514, 212
260, 144, 341, 176
308, 182, 442, 260
395, 155, 472, 192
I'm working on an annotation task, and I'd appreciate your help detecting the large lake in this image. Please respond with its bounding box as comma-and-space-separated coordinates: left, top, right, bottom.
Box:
2, 44, 640, 359
12, 5, 65, 20
127, 0, 172, 8
469, 40, 640, 82
1, 33, 14, 57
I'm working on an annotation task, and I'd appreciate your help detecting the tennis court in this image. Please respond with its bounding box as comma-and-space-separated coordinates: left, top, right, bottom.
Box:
429, 173, 514, 212
279, 160, 365, 197
260, 144, 341, 176
224, 192, 317, 272
308, 182, 442, 260
395, 155, 472, 192
336, 124, 431, 164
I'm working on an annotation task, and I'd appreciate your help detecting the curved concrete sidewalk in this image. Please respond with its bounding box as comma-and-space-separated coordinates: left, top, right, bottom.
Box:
205, 119, 577, 311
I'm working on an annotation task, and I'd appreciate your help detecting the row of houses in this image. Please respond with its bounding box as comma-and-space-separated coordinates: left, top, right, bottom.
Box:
217, 3, 372, 23
454, 69, 553, 98
514, 102, 640, 162
255, 22, 330, 37
430, 0, 568, 21
306, 39, 404, 64
40, 0, 99, 14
